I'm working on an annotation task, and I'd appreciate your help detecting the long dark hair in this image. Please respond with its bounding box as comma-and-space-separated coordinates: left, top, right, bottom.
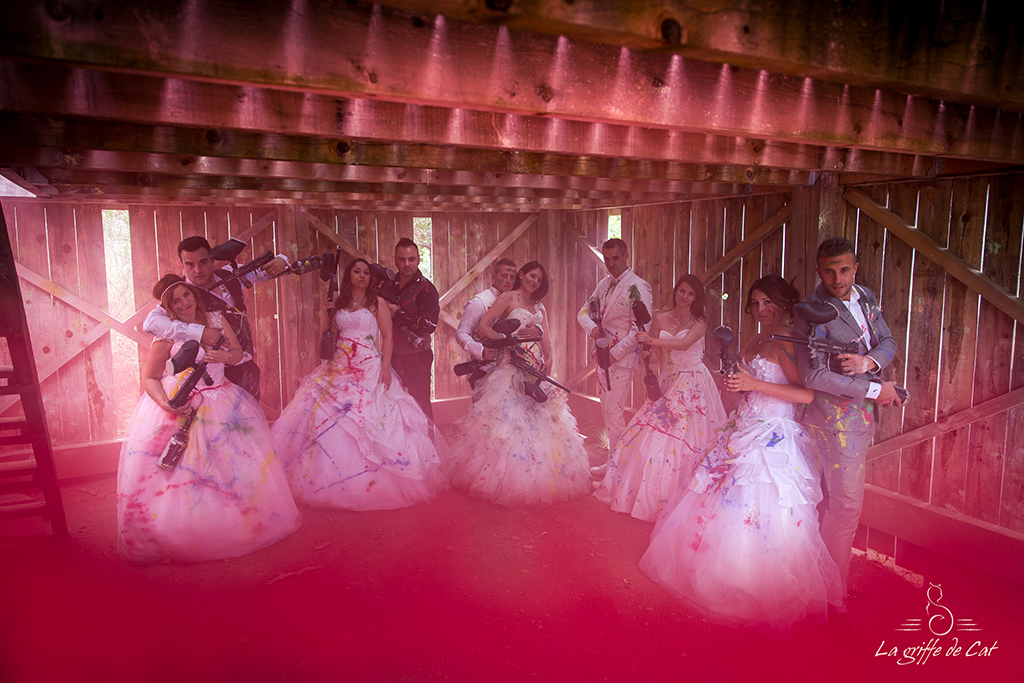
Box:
513, 261, 550, 302
335, 258, 379, 312
744, 274, 800, 319
672, 274, 707, 323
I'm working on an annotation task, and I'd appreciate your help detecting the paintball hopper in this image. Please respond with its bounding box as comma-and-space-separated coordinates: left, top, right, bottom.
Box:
713, 326, 736, 351
208, 238, 247, 264
492, 317, 522, 337
290, 251, 338, 281
370, 263, 396, 283
794, 301, 840, 325
166, 340, 201, 376
631, 299, 652, 327
522, 379, 548, 403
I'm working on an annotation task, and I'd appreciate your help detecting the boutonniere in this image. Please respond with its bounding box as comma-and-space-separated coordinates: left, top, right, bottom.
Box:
628, 285, 642, 302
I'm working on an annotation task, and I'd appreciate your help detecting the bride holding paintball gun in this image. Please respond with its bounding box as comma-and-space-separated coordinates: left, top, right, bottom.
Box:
447, 261, 591, 506
116, 274, 301, 563
593, 274, 727, 521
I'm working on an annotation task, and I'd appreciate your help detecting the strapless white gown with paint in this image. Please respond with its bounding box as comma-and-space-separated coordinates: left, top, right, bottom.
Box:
447, 306, 591, 506
271, 307, 447, 511
594, 333, 727, 521
117, 312, 302, 563
639, 356, 842, 638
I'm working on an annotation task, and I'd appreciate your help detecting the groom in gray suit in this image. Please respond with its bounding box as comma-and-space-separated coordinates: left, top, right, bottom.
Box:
796, 237, 903, 610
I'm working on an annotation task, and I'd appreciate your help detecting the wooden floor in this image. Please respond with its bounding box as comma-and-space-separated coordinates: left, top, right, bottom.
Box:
1, 473, 1022, 683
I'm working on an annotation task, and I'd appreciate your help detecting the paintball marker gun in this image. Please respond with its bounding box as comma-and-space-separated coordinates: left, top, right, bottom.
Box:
712, 326, 742, 379
769, 301, 909, 405
318, 248, 342, 361
631, 299, 662, 401
458, 318, 570, 403
587, 298, 612, 391
158, 336, 225, 470
373, 264, 433, 351
206, 238, 341, 292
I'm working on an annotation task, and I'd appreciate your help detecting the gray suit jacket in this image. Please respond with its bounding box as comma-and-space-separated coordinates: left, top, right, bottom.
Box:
796, 283, 898, 433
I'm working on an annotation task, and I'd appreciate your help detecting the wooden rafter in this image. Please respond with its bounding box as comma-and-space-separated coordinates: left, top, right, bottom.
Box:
438, 214, 537, 308
374, 0, 1024, 114
0, 67, 953, 174
701, 203, 792, 284
846, 190, 1024, 327
0, 2, 1018, 164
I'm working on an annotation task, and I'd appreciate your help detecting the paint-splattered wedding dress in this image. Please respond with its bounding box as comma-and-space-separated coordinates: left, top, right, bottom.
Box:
272, 307, 446, 510
117, 312, 301, 563
639, 355, 842, 637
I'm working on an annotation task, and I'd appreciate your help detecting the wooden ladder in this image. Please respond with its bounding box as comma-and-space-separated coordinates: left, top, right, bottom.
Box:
0, 213, 68, 539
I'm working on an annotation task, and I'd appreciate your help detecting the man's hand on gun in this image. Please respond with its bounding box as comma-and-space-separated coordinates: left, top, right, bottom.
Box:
835, 352, 877, 377
262, 256, 289, 278
875, 381, 904, 408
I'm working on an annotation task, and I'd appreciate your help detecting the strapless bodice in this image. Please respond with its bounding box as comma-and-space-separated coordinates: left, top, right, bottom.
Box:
507, 306, 544, 329
660, 329, 705, 368
740, 356, 796, 420
333, 307, 380, 342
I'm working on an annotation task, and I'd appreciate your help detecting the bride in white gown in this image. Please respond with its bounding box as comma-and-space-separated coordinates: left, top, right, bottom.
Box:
639, 275, 842, 638
447, 261, 591, 506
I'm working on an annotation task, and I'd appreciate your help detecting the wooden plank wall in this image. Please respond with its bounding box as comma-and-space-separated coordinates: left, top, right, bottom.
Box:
3, 195, 798, 453
842, 173, 1024, 541
4, 182, 1020, 559
1, 201, 116, 447
576, 195, 796, 411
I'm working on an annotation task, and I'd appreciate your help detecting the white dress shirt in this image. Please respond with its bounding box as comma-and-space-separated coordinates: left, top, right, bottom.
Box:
456, 286, 500, 361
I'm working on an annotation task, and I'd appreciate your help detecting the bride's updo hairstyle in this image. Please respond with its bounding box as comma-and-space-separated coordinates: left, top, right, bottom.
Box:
513, 261, 550, 302
744, 274, 800, 319
672, 274, 708, 323
335, 257, 379, 313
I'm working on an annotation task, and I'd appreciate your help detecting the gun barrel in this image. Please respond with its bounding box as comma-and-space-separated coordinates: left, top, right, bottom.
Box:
205, 250, 274, 290
769, 333, 860, 355
510, 356, 571, 394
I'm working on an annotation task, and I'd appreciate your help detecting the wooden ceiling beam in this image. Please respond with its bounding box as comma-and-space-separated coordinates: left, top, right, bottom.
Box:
35, 182, 770, 209
0, 67, 953, 174
0, 2, 1019, 164
375, 0, 1024, 113
15, 146, 806, 191
1, 144, 730, 194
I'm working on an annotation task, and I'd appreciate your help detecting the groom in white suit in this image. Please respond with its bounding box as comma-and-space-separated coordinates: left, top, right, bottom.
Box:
577, 238, 653, 471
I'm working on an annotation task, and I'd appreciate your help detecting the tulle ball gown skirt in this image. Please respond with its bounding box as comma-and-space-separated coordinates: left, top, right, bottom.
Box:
446, 362, 591, 506
594, 363, 726, 521
271, 328, 447, 512
639, 410, 842, 638
117, 376, 302, 563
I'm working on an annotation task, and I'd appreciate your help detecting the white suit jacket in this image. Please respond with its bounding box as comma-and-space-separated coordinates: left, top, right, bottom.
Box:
577, 268, 653, 370
456, 286, 500, 361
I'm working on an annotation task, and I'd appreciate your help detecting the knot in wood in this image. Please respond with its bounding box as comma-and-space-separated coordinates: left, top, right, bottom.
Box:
45, 1, 71, 22
660, 18, 683, 45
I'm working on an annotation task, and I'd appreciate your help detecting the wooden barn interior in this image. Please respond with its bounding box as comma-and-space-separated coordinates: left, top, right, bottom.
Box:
1, 1, 1023, 680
